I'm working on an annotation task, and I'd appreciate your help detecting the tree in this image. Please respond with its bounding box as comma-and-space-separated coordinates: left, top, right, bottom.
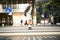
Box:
36, 0, 60, 23
36, 0, 52, 22
36, 0, 43, 23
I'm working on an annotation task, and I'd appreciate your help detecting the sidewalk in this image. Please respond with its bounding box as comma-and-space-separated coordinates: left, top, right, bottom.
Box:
37, 20, 60, 26
37, 23, 51, 26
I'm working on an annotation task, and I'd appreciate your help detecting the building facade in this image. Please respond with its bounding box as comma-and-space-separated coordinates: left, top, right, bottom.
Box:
0, 0, 37, 26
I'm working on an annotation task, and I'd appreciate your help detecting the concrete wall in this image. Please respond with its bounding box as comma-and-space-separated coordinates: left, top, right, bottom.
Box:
12, 12, 24, 26
12, 12, 33, 26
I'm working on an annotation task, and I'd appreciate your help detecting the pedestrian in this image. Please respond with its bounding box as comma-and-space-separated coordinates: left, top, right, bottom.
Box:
25, 20, 27, 25
54, 15, 57, 25
50, 15, 54, 25
21, 20, 23, 26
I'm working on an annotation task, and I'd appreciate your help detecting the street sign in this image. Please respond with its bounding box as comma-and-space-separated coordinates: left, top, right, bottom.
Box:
6, 6, 12, 15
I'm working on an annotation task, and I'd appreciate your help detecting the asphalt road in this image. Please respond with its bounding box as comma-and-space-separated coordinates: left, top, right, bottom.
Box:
0, 26, 60, 40
0, 26, 60, 33
0, 35, 60, 40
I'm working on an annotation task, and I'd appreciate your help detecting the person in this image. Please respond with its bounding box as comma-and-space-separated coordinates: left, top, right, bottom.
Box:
50, 15, 54, 25
21, 20, 23, 26
54, 14, 58, 25
25, 20, 28, 25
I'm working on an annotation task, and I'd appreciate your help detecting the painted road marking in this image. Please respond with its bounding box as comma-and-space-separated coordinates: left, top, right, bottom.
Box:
39, 36, 43, 38
36, 36, 41, 40
43, 36, 48, 38
28, 36, 30, 40
33, 36, 36, 40
23, 36, 27, 40
52, 36, 56, 38
0, 36, 57, 40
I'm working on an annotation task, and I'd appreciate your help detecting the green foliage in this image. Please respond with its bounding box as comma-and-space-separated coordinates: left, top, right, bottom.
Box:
37, 12, 42, 20
36, 0, 42, 20
42, 0, 52, 14
42, 0, 52, 8
36, 0, 60, 22
37, 14, 42, 20
37, 13, 42, 23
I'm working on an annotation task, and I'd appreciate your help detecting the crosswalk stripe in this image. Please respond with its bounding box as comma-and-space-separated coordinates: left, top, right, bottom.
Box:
39, 36, 43, 38
36, 36, 41, 40
33, 36, 36, 40
28, 36, 30, 40
52, 36, 56, 38
43, 36, 47, 38
20, 36, 24, 40
23, 36, 27, 40
47, 36, 53, 38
